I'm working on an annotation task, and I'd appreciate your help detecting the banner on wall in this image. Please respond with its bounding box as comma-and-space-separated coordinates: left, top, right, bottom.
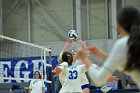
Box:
0, 56, 57, 83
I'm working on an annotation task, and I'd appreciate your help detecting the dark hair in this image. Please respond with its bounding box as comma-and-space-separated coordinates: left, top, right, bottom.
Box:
62, 51, 73, 66
34, 71, 41, 79
117, 7, 140, 71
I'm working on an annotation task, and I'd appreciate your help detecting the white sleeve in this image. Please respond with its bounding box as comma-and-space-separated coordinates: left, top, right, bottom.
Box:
59, 62, 68, 75
88, 38, 128, 86
58, 62, 68, 70
60, 62, 68, 67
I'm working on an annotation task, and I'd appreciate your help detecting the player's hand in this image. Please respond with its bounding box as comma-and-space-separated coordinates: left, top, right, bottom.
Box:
52, 66, 62, 75
86, 46, 108, 60
86, 46, 100, 55
106, 76, 119, 82
77, 48, 93, 68
77, 38, 83, 45
65, 39, 72, 47
76, 48, 89, 59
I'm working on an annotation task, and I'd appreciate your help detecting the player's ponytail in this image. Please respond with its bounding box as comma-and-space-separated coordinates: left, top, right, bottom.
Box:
117, 7, 140, 71
62, 52, 73, 66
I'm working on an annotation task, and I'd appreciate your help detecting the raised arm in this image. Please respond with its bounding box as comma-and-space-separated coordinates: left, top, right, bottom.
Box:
77, 38, 108, 60
77, 38, 87, 49
77, 38, 127, 86
59, 39, 72, 60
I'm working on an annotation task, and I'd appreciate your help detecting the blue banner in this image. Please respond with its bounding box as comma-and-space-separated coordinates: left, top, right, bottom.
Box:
0, 56, 57, 83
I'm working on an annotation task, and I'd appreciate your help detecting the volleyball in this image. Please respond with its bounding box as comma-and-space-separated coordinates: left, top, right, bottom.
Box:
68, 30, 78, 40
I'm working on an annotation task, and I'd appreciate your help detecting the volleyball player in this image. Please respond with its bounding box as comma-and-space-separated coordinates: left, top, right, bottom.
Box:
54, 51, 94, 93
59, 38, 90, 93
77, 6, 140, 88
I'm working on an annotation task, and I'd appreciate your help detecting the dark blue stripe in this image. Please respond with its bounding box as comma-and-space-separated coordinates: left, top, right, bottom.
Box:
81, 84, 89, 89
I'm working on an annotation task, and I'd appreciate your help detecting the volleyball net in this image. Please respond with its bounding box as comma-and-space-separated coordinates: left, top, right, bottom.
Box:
0, 35, 52, 83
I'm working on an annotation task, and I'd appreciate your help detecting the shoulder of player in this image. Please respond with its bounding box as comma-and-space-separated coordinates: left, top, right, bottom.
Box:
115, 36, 128, 47
75, 64, 86, 69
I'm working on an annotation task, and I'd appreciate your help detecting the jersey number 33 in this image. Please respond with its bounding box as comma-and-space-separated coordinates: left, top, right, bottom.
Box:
68, 70, 78, 80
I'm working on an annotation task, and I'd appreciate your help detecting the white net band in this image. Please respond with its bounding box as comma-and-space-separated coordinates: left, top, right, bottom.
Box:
0, 35, 51, 52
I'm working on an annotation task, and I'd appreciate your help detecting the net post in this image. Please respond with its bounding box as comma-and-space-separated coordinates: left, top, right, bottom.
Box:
43, 48, 47, 80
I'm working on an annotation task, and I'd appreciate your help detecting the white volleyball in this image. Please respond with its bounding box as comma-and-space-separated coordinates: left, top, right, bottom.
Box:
68, 30, 78, 40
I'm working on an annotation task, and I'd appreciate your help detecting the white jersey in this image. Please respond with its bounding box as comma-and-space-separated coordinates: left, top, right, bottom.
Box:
88, 36, 140, 88
59, 62, 87, 93
73, 59, 89, 88
29, 80, 45, 93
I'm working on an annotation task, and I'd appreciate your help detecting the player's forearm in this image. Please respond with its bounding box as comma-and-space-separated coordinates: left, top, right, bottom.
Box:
88, 65, 111, 86
61, 44, 68, 53
59, 44, 69, 60
42, 88, 45, 93
79, 57, 110, 86
86, 46, 108, 60
80, 57, 92, 68
77, 39, 87, 49
96, 51, 108, 60
79, 42, 87, 49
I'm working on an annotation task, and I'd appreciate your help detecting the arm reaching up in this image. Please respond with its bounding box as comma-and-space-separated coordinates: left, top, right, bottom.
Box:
59, 39, 72, 61
77, 38, 87, 49
77, 39, 107, 60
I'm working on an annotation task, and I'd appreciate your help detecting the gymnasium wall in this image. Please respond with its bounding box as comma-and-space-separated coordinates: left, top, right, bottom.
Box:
125, 0, 140, 10
0, 0, 140, 89
1, 0, 113, 43
2, 0, 72, 42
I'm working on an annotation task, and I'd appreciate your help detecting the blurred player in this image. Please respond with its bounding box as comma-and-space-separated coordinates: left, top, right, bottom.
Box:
77, 7, 140, 88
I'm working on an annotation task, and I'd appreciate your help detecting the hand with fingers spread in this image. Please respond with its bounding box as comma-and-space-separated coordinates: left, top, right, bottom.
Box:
76, 48, 88, 59
65, 39, 72, 47
87, 46, 108, 60
76, 48, 92, 68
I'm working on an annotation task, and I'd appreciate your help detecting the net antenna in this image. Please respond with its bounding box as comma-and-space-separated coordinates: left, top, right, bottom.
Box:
0, 35, 52, 83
